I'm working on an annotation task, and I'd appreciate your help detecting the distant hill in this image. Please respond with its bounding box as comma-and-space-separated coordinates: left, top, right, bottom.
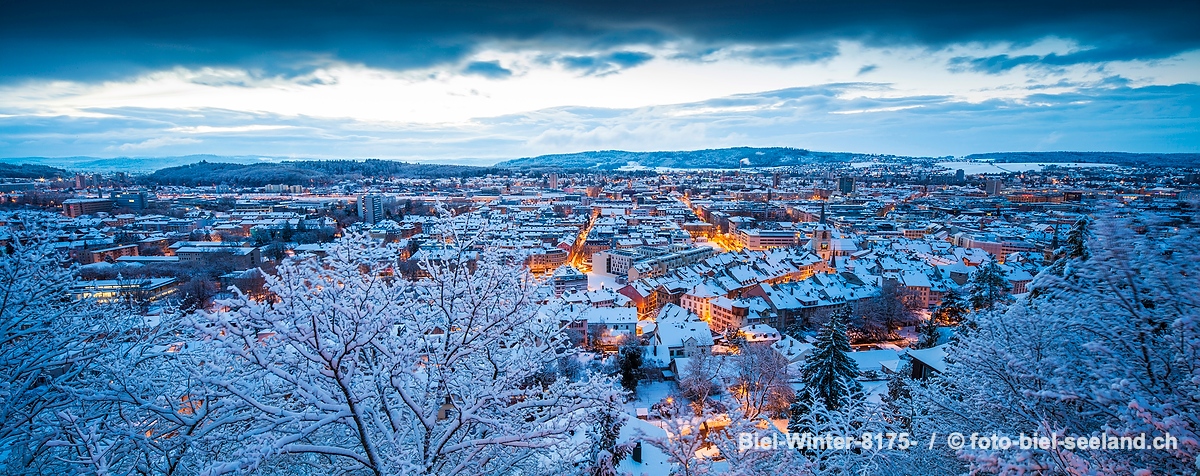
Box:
966, 152, 1200, 168
142, 159, 501, 186
494, 147, 921, 170
0, 163, 66, 179
0, 155, 280, 173
8, 150, 1197, 177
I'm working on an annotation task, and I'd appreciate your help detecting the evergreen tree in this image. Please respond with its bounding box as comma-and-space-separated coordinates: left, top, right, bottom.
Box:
1061, 215, 1090, 260
884, 361, 915, 430
787, 390, 816, 436
931, 288, 968, 326
585, 404, 630, 476
1045, 215, 1090, 279
967, 260, 1010, 310
797, 313, 862, 412
617, 335, 644, 396
279, 219, 294, 240
824, 303, 853, 332
915, 318, 941, 349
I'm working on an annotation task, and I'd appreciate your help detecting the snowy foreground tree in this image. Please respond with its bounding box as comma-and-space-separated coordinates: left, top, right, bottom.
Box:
898, 213, 1200, 474
191, 230, 622, 475
1, 216, 624, 476
728, 344, 793, 420
0, 219, 120, 472
0, 216, 206, 476
0, 225, 79, 466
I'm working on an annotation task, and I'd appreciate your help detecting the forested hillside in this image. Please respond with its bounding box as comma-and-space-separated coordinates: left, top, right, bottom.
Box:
0, 163, 66, 179
142, 159, 501, 186
495, 147, 920, 169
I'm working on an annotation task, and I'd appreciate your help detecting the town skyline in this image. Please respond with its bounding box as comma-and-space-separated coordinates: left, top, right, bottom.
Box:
2, 151, 1196, 474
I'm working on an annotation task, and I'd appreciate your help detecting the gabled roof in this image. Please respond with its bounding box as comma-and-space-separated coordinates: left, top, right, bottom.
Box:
907, 344, 949, 373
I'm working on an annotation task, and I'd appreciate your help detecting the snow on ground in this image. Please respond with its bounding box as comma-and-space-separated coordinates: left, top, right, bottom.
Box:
616, 417, 671, 475
935, 161, 1116, 174
587, 271, 622, 291
791, 379, 891, 406
862, 380, 890, 405
848, 349, 901, 374
627, 380, 677, 412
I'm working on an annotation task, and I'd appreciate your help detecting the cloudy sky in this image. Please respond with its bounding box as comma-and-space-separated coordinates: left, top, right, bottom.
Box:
1, 0, 1198, 163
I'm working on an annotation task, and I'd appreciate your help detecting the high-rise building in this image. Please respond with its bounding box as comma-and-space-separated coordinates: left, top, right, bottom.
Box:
955, 169, 965, 183
985, 179, 1003, 196
548, 173, 559, 189
838, 176, 855, 194
74, 173, 98, 189
357, 194, 386, 224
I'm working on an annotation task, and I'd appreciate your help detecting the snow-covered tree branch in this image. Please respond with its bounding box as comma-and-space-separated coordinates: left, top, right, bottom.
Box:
191, 224, 622, 475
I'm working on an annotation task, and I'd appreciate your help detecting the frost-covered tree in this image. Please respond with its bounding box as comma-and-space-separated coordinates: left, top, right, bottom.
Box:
677, 350, 723, 410
45, 308, 244, 476
581, 404, 631, 476
1057, 216, 1090, 263
0, 219, 122, 473
709, 407, 813, 476
966, 260, 1010, 311
906, 213, 1199, 474
640, 398, 714, 476
0, 214, 246, 475
190, 228, 622, 475
851, 280, 917, 341
729, 344, 793, 420
1039, 215, 1091, 292
881, 361, 918, 433
787, 387, 895, 475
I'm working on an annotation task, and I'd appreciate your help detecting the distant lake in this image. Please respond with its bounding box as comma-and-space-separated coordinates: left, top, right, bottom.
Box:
936, 161, 1117, 174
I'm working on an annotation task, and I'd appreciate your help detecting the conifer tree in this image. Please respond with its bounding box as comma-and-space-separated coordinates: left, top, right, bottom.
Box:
617, 335, 644, 396
915, 318, 941, 349
931, 288, 968, 326
967, 260, 1010, 310
1045, 215, 1090, 279
797, 313, 862, 412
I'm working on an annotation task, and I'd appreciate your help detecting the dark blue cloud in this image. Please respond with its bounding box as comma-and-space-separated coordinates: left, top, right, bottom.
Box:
2, 1, 1197, 82
949, 38, 1200, 74
462, 61, 513, 79
735, 43, 839, 65
551, 51, 653, 76
857, 64, 878, 75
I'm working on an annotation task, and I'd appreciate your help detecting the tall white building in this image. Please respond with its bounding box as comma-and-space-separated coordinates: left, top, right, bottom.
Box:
358, 194, 385, 224
985, 179, 1003, 196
